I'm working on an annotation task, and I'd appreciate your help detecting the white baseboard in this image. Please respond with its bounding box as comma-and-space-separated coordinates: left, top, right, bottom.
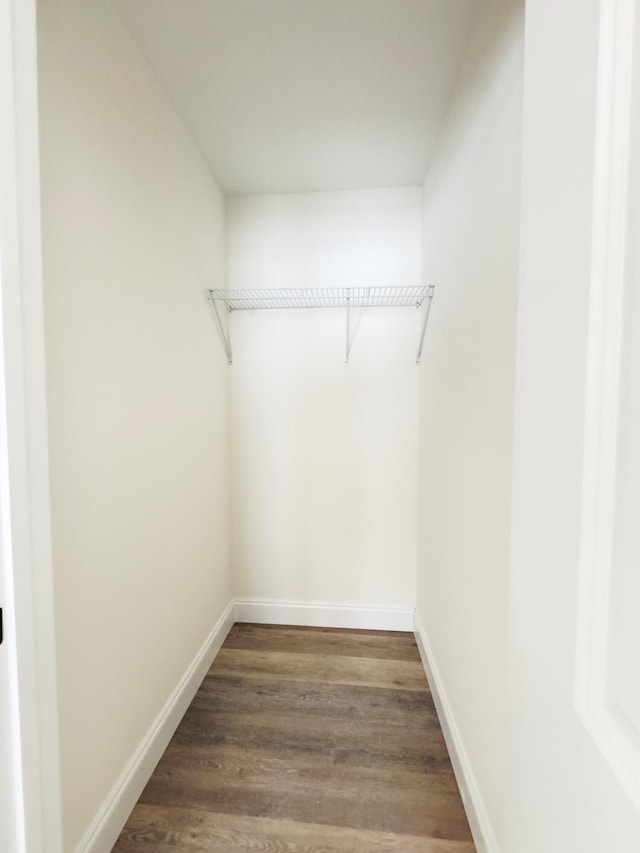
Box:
234, 597, 414, 631
74, 598, 414, 852
75, 600, 235, 853
413, 609, 499, 853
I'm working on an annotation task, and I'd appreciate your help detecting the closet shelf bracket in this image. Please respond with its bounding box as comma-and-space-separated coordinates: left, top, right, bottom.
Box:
416, 284, 435, 365
346, 294, 352, 364
207, 291, 233, 364
206, 285, 435, 366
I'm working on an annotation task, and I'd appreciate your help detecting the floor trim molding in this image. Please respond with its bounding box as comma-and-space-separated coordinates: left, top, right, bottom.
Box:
413, 608, 499, 853
234, 597, 415, 631
75, 598, 416, 852
75, 600, 235, 853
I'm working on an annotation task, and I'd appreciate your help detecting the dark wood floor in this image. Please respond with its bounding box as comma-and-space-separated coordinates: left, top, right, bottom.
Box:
112, 624, 475, 852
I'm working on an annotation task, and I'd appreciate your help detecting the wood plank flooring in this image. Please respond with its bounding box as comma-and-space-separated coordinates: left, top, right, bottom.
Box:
112, 624, 475, 852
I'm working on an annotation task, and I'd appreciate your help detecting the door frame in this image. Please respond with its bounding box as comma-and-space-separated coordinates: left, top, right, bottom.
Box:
0, 0, 62, 849
508, 0, 640, 849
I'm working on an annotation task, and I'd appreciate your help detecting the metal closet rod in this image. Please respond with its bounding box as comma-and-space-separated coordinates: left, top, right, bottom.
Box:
206, 285, 435, 365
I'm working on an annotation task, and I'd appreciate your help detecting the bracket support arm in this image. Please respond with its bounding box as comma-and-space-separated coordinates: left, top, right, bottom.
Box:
416, 285, 435, 365
208, 292, 233, 365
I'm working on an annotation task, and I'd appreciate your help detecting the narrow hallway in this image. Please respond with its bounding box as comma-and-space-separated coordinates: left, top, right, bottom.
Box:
113, 625, 474, 851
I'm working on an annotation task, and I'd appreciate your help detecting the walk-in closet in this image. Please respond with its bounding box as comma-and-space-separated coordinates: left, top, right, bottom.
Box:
5, 0, 639, 851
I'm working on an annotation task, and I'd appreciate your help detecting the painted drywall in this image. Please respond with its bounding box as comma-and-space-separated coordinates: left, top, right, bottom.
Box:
115, 0, 475, 193
416, 0, 524, 847
227, 189, 421, 611
37, 1, 231, 848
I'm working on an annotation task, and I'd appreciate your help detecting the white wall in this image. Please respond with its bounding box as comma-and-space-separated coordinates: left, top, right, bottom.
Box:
415, 0, 523, 848
227, 189, 421, 616
37, 1, 231, 848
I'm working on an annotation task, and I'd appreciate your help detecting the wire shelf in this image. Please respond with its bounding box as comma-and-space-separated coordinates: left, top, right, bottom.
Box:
207, 286, 431, 311
206, 285, 435, 366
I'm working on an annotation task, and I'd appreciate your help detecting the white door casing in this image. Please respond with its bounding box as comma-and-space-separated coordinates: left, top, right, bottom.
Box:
575, 0, 640, 813
509, 0, 640, 849
0, 1, 28, 848
0, 0, 63, 850
0, 536, 18, 853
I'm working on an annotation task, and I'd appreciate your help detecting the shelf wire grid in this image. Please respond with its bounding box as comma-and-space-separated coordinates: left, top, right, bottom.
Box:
207, 286, 431, 311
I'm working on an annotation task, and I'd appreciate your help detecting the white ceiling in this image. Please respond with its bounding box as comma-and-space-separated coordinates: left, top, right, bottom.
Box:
114, 0, 475, 195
